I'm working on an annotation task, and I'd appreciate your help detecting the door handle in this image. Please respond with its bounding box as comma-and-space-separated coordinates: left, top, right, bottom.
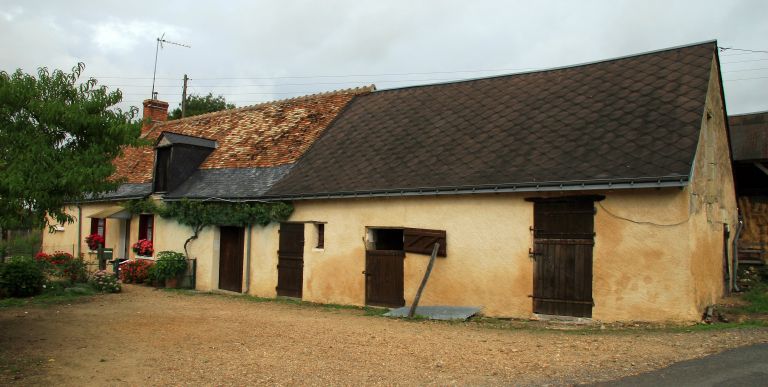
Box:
362, 271, 366, 275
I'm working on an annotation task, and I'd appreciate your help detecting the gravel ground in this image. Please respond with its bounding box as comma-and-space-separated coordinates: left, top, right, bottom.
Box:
1, 285, 767, 386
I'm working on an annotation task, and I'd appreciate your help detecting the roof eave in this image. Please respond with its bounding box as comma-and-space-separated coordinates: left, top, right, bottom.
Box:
262, 176, 690, 202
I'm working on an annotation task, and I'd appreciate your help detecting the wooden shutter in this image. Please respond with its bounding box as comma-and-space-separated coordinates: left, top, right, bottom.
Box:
403, 228, 446, 257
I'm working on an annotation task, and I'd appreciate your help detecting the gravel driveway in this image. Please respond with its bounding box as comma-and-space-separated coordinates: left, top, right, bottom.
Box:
1, 285, 766, 386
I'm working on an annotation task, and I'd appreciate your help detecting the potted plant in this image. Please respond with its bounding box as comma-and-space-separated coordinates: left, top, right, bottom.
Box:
154, 251, 187, 288
85, 234, 105, 251
132, 239, 154, 257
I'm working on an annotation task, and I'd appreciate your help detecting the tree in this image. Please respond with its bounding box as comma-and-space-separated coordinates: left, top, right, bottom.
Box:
0, 63, 141, 230
168, 93, 235, 120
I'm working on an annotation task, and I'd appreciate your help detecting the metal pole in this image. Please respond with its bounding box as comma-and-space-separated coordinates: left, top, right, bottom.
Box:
182, 74, 188, 118
151, 38, 160, 99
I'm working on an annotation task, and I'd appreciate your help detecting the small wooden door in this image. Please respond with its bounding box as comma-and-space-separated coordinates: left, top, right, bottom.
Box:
277, 223, 304, 298
219, 226, 244, 292
365, 250, 405, 307
532, 199, 595, 317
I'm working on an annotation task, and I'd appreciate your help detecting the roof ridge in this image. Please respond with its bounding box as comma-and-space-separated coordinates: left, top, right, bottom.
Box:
151, 84, 376, 129
375, 40, 717, 94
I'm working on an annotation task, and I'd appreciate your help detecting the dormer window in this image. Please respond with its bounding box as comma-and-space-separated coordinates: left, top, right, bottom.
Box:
154, 146, 171, 192
153, 132, 217, 194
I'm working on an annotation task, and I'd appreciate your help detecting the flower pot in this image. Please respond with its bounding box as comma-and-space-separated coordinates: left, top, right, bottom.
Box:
165, 277, 179, 289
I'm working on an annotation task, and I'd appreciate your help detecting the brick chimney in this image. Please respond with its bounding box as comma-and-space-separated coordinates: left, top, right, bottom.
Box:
142, 98, 169, 134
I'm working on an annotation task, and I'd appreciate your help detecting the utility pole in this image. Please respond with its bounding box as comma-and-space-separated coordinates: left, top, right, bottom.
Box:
182, 74, 188, 118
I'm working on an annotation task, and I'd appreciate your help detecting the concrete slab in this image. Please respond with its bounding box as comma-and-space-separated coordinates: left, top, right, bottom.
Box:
384, 306, 482, 321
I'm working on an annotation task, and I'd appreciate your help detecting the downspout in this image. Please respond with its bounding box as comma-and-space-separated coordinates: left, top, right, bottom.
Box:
732, 215, 744, 292
244, 224, 252, 294
76, 205, 82, 257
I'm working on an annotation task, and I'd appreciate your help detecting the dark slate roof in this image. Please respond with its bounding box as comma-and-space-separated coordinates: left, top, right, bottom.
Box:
157, 132, 217, 149
729, 111, 768, 161
267, 41, 717, 199
164, 165, 294, 199
87, 183, 153, 201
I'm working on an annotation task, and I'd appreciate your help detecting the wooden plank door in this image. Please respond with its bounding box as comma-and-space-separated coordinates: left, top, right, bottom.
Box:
277, 223, 304, 298
365, 250, 405, 307
532, 199, 595, 317
219, 226, 244, 292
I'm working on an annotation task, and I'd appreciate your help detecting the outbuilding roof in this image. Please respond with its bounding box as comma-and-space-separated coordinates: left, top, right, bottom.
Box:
266, 41, 719, 199
729, 111, 768, 161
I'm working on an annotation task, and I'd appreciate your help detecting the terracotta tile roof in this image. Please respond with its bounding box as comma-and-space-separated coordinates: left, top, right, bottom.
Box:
110, 86, 373, 184
267, 42, 718, 198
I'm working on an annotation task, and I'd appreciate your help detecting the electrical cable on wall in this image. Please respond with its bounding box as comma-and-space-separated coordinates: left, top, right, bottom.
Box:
597, 201, 690, 227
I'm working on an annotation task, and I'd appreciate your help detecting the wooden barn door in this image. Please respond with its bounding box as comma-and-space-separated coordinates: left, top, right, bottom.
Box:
219, 226, 244, 292
365, 250, 405, 307
277, 223, 304, 298
532, 199, 595, 317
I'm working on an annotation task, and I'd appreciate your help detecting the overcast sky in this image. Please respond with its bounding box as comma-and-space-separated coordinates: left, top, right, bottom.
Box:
2, 0, 767, 115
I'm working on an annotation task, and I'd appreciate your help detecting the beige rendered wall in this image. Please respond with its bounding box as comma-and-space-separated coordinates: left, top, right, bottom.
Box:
283, 187, 710, 321
286, 195, 534, 317
592, 189, 695, 321
686, 55, 738, 312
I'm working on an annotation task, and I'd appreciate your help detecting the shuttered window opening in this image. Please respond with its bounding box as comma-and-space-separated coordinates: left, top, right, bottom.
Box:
403, 228, 446, 257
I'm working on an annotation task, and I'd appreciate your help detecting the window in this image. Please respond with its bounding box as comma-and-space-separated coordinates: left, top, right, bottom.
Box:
138, 214, 154, 241
368, 228, 404, 251
366, 227, 447, 256
316, 223, 325, 249
90, 218, 106, 241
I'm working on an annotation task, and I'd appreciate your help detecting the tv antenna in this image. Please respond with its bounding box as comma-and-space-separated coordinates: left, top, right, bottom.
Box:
151, 33, 191, 99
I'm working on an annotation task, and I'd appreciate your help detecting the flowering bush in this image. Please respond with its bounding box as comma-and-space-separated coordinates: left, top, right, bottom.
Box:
85, 233, 105, 250
33, 251, 87, 283
132, 239, 154, 256
90, 270, 121, 293
119, 259, 154, 283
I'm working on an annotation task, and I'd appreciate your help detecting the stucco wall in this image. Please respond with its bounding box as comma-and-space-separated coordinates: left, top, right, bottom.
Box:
285, 196, 533, 316
687, 55, 738, 311
281, 188, 717, 321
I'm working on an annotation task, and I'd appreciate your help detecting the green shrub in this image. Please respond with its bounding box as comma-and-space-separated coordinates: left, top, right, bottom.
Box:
0, 256, 46, 297
146, 264, 159, 285
90, 270, 121, 293
154, 251, 187, 281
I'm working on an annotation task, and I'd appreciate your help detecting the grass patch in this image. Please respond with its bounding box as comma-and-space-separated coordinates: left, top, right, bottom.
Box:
736, 284, 768, 314
0, 281, 96, 309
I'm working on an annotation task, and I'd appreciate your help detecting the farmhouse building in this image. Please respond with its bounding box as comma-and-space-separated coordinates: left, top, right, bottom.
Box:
42, 40, 736, 322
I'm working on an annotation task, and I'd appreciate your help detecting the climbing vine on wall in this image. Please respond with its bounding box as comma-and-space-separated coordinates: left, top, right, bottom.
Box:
122, 198, 293, 257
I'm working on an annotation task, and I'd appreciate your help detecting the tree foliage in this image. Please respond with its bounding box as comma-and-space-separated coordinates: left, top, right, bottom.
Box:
168, 93, 235, 120
0, 63, 141, 230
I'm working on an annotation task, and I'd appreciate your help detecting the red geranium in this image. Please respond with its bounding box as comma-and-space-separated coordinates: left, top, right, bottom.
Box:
119, 259, 154, 283
85, 233, 105, 250
132, 239, 154, 256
